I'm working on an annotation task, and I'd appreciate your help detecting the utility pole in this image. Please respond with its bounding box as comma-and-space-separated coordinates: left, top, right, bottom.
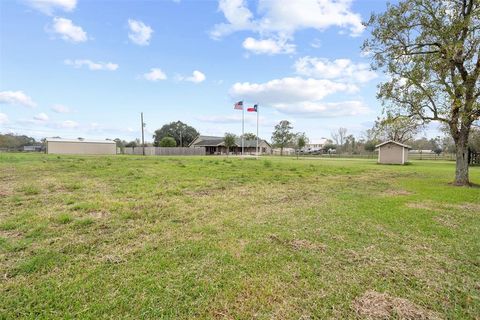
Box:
141, 112, 145, 156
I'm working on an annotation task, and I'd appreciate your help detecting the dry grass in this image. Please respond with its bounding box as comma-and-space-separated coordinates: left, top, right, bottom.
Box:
353, 290, 441, 319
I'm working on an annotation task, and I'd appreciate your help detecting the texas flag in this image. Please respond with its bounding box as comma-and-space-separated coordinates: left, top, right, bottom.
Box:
247, 104, 258, 112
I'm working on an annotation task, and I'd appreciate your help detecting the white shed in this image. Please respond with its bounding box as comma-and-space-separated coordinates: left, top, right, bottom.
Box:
46, 138, 116, 155
375, 140, 411, 165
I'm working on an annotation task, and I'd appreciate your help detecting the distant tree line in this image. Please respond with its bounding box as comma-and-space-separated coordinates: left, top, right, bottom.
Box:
267, 118, 480, 157
0, 134, 40, 149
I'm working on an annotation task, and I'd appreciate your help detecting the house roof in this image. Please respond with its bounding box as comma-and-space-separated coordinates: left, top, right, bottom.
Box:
375, 140, 412, 149
191, 135, 271, 148
46, 138, 116, 144
193, 138, 225, 147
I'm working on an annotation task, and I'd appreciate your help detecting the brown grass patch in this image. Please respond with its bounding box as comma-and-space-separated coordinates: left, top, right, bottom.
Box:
405, 202, 440, 212
382, 189, 414, 196
183, 189, 216, 197
0, 230, 23, 239
269, 234, 326, 252
89, 211, 109, 219
433, 215, 458, 229
353, 291, 440, 319
405, 201, 480, 214
451, 203, 480, 212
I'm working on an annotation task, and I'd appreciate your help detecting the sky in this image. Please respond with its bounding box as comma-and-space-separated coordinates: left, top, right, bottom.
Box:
0, 0, 425, 144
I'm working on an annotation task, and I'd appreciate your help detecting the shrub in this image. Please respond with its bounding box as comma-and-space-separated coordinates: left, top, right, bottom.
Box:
159, 137, 177, 147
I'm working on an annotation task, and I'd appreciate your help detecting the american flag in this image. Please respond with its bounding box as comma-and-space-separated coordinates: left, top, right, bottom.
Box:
234, 101, 243, 110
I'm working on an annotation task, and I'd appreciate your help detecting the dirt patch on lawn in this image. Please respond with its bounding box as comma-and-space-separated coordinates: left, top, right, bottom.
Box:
353, 291, 440, 320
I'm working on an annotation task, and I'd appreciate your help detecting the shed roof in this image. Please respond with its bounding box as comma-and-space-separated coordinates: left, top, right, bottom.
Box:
375, 140, 412, 149
46, 138, 115, 144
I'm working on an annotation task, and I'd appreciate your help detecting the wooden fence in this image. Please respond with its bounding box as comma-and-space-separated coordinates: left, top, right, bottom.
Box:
289, 152, 456, 161
123, 147, 205, 156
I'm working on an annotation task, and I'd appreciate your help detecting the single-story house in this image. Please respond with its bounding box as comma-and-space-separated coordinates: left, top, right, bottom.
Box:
375, 140, 411, 164
189, 135, 271, 155
46, 138, 116, 155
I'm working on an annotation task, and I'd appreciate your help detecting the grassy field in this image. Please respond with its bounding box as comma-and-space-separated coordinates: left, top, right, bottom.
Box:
0, 154, 479, 319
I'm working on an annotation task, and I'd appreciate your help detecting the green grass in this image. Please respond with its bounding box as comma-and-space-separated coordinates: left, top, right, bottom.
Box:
0, 153, 479, 319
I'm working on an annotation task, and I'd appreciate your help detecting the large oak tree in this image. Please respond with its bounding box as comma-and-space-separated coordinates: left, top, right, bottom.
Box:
363, 0, 480, 185
153, 121, 199, 147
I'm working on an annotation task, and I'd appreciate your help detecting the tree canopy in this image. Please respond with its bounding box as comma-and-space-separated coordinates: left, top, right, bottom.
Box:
293, 132, 308, 159
364, 0, 480, 185
241, 133, 257, 140
0, 134, 38, 149
271, 120, 294, 155
373, 115, 422, 143
153, 121, 199, 147
223, 133, 236, 155
159, 137, 177, 147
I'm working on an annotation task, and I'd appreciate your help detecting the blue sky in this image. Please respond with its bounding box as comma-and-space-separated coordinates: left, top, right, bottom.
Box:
0, 0, 403, 143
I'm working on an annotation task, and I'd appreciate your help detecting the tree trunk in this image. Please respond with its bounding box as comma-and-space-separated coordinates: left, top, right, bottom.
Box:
454, 134, 470, 186
280, 147, 283, 156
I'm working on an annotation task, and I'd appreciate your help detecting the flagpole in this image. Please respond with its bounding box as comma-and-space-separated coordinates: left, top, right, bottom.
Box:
256, 106, 259, 156
242, 103, 244, 156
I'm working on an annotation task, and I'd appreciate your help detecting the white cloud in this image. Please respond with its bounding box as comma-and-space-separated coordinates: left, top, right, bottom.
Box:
184, 70, 206, 83
210, 0, 254, 39
64, 59, 119, 71
242, 37, 295, 55
128, 19, 153, 46
211, 0, 364, 46
294, 57, 377, 83
143, 68, 167, 81
51, 104, 71, 113
25, 0, 76, 15
50, 17, 87, 42
34, 113, 49, 121
197, 114, 266, 126
0, 113, 8, 125
229, 76, 371, 118
230, 77, 357, 104
60, 120, 78, 128
0, 91, 37, 108
261, 0, 364, 35
272, 101, 370, 118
